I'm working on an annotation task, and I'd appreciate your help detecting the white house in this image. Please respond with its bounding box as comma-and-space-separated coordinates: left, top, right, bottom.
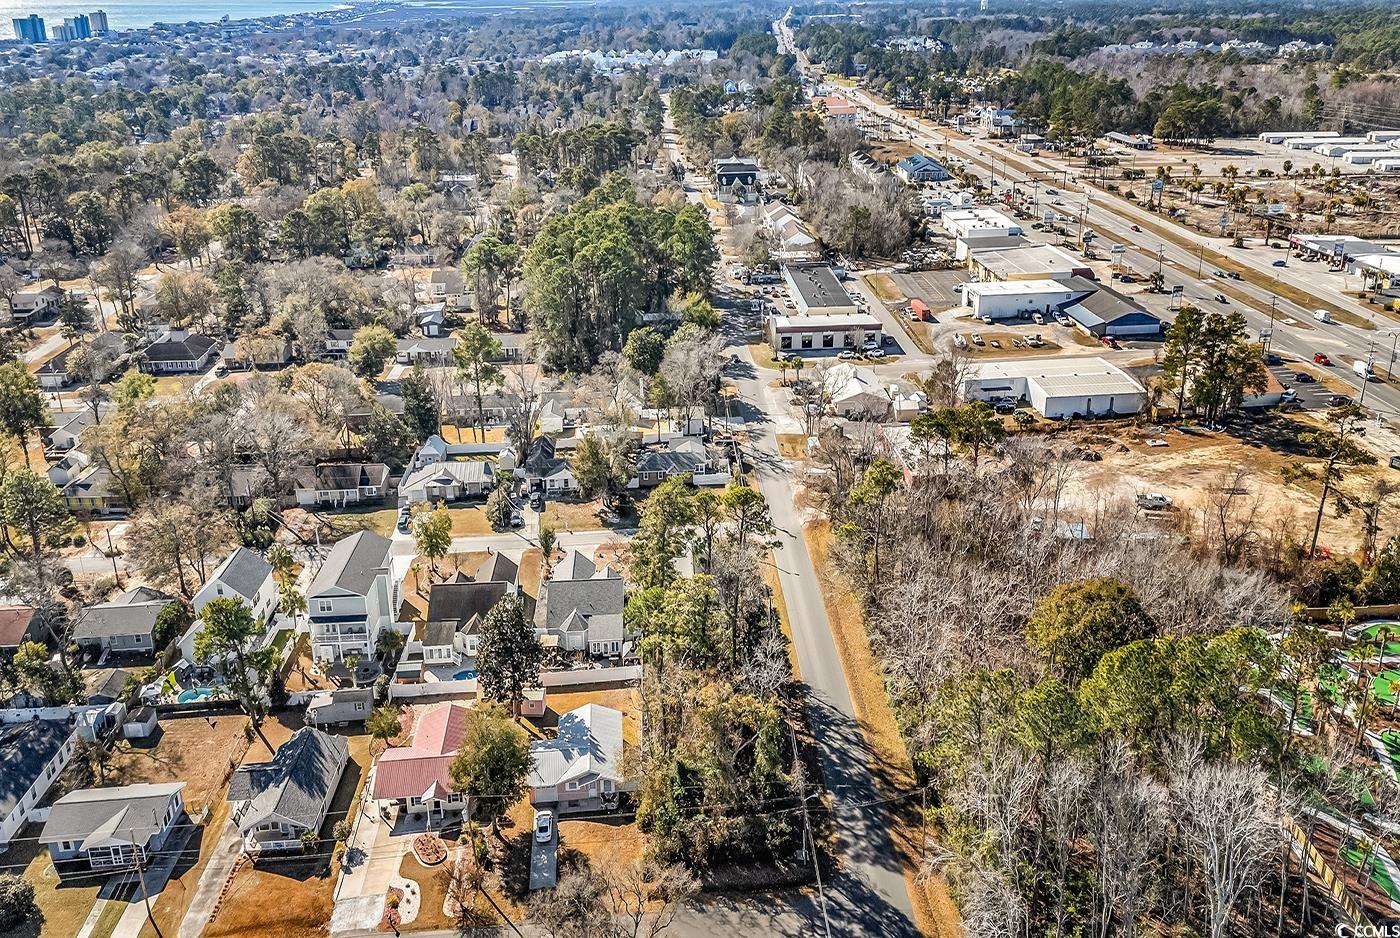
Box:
293, 463, 392, 508
181, 547, 280, 661
307, 531, 402, 663
823, 363, 892, 419
0, 720, 78, 851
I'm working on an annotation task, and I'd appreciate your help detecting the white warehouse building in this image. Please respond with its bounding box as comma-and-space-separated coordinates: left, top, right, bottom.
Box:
962, 279, 1086, 320
962, 356, 1147, 419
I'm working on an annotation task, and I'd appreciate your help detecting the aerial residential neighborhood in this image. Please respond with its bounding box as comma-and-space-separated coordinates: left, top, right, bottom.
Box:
5, 0, 1400, 937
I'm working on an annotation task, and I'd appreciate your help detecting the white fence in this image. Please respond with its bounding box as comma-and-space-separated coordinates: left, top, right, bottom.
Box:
0, 705, 96, 724
388, 665, 640, 701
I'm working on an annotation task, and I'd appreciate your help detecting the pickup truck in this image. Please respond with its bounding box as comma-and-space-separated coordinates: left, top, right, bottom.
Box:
1136, 493, 1173, 510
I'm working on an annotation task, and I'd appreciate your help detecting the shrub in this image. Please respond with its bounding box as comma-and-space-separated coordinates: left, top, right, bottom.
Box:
0, 873, 37, 930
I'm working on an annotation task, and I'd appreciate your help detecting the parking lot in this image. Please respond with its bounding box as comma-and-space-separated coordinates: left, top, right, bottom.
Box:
890, 268, 970, 309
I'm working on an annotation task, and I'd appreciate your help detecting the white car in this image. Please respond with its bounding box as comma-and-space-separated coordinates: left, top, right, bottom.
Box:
534, 810, 554, 844
970, 333, 985, 346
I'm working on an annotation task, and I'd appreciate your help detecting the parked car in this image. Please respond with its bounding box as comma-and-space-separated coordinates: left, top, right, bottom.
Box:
1033, 313, 1045, 324
838, 350, 857, 360
1314, 352, 1331, 365
866, 348, 886, 359
882, 335, 895, 346
396, 507, 412, 533
862, 340, 879, 352
1293, 372, 1315, 383
970, 333, 985, 346
1328, 394, 1352, 407
1265, 353, 1282, 365
529, 491, 544, 511
994, 400, 1017, 414
1390, 455, 1400, 471
1281, 388, 1298, 403
534, 810, 554, 844
509, 510, 524, 527
1136, 493, 1173, 510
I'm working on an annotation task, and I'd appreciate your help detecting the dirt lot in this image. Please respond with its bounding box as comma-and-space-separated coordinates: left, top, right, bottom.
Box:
1061, 414, 1383, 553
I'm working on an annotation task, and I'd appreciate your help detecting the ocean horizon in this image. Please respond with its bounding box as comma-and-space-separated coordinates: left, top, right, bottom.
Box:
2, 0, 351, 38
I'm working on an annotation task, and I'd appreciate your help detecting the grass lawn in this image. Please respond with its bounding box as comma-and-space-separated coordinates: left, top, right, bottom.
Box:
109, 713, 254, 815
523, 686, 642, 746
1353, 622, 1400, 658
804, 520, 962, 938
539, 500, 609, 532
1374, 670, 1400, 706
447, 506, 493, 536
3, 825, 106, 938
319, 506, 398, 537
1383, 731, 1400, 781
439, 425, 506, 444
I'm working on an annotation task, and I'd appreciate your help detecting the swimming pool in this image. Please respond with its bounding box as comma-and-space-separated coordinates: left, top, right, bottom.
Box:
452, 670, 478, 681
177, 687, 216, 703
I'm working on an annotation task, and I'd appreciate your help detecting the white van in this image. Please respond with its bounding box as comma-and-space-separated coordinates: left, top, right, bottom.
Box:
1354, 359, 1375, 380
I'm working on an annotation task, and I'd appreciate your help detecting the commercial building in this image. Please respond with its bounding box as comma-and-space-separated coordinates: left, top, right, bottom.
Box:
968, 242, 1093, 282
89, 9, 108, 33
895, 154, 950, 184
767, 312, 883, 354
962, 357, 1147, 419
783, 265, 856, 316
962, 279, 1088, 321
1104, 131, 1154, 150
11, 14, 45, 42
1056, 278, 1163, 338
942, 207, 1022, 242
52, 14, 90, 41
1259, 131, 1339, 144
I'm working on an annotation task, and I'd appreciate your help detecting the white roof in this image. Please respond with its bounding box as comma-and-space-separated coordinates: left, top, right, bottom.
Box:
963, 279, 1076, 297
969, 356, 1145, 395
1353, 253, 1400, 274
769, 313, 882, 331
528, 704, 625, 788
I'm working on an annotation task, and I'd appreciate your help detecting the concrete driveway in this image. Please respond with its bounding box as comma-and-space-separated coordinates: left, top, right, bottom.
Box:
528, 831, 557, 891
177, 819, 240, 938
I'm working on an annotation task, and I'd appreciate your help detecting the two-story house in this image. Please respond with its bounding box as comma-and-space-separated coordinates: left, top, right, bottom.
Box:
528, 704, 634, 814
307, 531, 401, 663
534, 550, 626, 658
179, 548, 280, 661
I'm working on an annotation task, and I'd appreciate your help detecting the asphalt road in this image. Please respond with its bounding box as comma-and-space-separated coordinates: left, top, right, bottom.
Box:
846, 87, 1400, 426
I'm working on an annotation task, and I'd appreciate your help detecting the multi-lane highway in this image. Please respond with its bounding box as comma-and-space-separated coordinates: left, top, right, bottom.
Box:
837, 85, 1400, 423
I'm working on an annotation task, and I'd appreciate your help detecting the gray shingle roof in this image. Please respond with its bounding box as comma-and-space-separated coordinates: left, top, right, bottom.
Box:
73, 598, 172, 641
0, 721, 71, 823
308, 531, 392, 598
294, 463, 390, 492
426, 581, 507, 636
208, 548, 273, 603
537, 576, 624, 632
474, 553, 518, 586
40, 782, 185, 848
145, 333, 216, 363
227, 727, 348, 834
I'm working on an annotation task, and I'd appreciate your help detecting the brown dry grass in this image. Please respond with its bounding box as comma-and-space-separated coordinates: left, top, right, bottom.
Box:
4, 824, 109, 938
960, 330, 1063, 356
759, 550, 799, 680
559, 816, 645, 868
110, 714, 253, 815
526, 686, 643, 747
447, 507, 493, 537
802, 520, 961, 938
199, 734, 370, 938
862, 273, 905, 304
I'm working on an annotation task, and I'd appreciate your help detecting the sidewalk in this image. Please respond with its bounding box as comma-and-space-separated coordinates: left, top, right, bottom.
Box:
176, 820, 240, 938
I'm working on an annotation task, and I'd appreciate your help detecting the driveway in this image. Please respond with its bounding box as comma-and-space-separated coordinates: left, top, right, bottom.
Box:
528, 831, 557, 891
177, 819, 240, 938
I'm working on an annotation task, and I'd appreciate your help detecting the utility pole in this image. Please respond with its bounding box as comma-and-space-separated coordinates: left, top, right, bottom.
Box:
789, 723, 832, 938
131, 829, 164, 938
1359, 338, 1376, 407
1196, 242, 1205, 279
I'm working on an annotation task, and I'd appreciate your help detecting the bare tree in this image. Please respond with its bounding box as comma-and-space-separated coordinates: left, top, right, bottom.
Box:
1171, 758, 1281, 938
